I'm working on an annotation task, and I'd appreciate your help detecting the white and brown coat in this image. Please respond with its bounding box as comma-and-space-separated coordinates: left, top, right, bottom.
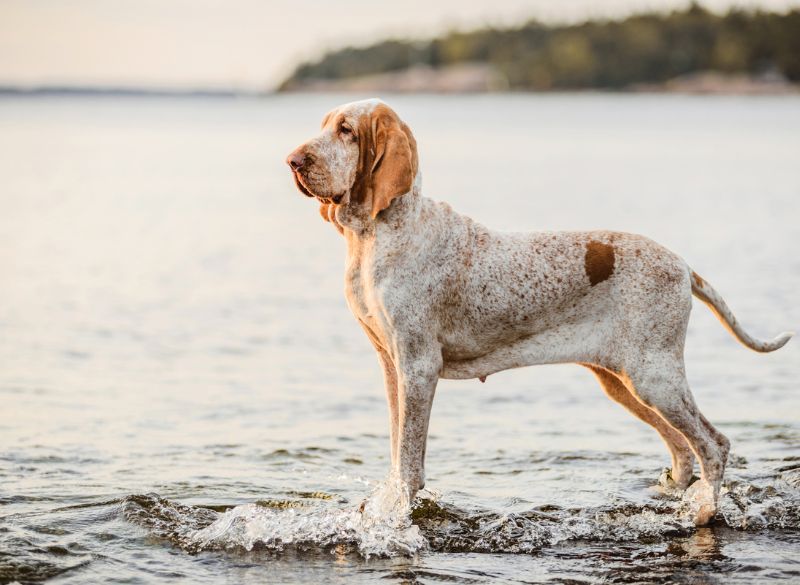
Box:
286, 99, 792, 526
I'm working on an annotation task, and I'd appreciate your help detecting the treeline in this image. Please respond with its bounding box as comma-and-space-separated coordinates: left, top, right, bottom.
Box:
280, 4, 800, 90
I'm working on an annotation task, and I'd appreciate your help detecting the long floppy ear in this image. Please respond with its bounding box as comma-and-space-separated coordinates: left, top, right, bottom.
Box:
369, 108, 417, 219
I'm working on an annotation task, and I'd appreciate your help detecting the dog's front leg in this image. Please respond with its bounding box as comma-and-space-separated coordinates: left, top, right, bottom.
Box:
375, 348, 399, 467
360, 323, 401, 467
395, 351, 441, 500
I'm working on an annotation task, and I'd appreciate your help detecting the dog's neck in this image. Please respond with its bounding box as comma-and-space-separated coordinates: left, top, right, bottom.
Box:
334, 171, 423, 241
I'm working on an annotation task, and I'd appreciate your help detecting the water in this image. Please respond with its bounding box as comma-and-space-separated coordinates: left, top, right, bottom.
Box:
1, 94, 799, 583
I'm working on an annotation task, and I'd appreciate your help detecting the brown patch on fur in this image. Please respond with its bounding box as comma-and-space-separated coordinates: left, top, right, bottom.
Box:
585, 241, 616, 286
691, 271, 705, 288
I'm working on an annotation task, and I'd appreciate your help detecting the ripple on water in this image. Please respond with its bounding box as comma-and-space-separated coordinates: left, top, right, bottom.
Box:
0, 532, 93, 584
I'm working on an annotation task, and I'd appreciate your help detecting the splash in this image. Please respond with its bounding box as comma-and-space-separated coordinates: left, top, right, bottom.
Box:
122, 468, 800, 558
719, 466, 800, 529
174, 475, 425, 558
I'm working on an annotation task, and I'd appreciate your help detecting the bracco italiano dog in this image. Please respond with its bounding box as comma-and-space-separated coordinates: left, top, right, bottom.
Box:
286, 99, 792, 526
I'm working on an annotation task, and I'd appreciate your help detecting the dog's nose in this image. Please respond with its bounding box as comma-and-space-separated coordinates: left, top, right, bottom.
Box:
286, 151, 306, 171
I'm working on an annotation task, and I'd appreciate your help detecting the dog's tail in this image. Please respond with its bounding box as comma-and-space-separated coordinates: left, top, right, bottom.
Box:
689, 270, 793, 353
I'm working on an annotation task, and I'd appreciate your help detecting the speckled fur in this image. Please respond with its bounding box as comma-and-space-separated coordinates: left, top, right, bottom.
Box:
286, 100, 793, 526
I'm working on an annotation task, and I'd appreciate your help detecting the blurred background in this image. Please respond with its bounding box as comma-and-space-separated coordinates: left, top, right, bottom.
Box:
1, 2, 799, 584
1, 0, 799, 94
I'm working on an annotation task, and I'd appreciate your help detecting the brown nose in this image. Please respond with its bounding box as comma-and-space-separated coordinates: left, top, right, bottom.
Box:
286, 151, 306, 171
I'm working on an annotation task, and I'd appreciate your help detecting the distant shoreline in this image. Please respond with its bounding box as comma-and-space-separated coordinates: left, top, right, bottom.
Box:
278, 67, 800, 96
0, 86, 264, 99
2, 79, 797, 99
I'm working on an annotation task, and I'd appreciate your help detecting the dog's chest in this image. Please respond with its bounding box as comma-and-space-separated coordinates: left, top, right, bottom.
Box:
344, 259, 371, 322
343, 235, 426, 346
343, 241, 390, 342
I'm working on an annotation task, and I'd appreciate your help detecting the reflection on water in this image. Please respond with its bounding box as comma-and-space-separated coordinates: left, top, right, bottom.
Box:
1, 94, 799, 583
678, 528, 723, 561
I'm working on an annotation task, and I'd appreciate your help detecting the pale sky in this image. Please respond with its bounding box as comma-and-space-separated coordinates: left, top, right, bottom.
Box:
1, 0, 798, 90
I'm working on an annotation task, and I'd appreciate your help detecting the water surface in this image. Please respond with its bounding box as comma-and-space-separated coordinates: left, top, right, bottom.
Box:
1, 94, 799, 583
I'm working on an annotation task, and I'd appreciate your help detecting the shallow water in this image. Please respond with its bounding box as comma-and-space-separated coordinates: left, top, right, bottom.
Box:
1, 94, 799, 583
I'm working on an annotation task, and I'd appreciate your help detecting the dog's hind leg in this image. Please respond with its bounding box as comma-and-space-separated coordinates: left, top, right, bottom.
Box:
621, 356, 730, 526
585, 365, 695, 488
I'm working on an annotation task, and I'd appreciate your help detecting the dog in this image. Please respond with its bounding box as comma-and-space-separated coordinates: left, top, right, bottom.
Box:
286, 98, 792, 525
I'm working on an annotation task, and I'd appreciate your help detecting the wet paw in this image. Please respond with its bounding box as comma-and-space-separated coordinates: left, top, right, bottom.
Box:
657, 468, 698, 495
681, 479, 717, 526
658, 468, 678, 490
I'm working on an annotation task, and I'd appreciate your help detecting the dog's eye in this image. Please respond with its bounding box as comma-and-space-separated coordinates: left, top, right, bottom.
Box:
340, 123, 354, 138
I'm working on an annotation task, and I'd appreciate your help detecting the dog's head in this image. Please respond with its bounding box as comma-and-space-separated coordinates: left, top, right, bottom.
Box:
286, 99, 418, 222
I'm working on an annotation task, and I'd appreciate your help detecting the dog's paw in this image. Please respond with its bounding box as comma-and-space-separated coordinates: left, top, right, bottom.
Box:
657, 467, 678, 490
656, 468, 699, 496
680, 479, 717, 526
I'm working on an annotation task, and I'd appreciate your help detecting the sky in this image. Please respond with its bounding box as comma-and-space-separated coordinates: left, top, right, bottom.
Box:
1, 0, 798, 91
